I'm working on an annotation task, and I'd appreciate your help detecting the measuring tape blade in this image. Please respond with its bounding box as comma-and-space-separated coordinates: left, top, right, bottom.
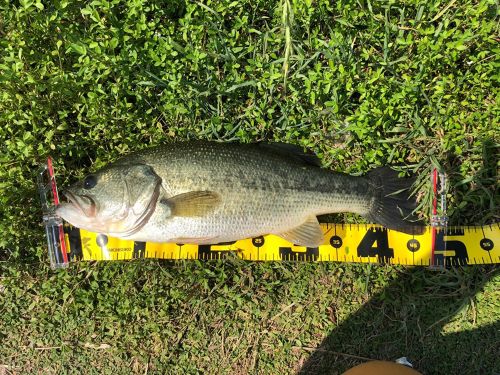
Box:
62, 223, 499, 266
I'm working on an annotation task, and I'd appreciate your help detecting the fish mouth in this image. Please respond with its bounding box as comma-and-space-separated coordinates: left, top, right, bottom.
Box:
62, 191, 96, 217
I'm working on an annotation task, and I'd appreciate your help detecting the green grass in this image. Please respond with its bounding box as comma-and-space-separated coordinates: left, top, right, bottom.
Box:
0, 0, 499, 373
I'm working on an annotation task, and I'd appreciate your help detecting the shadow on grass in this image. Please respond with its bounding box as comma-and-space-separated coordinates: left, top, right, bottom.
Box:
298, 266, 498, 374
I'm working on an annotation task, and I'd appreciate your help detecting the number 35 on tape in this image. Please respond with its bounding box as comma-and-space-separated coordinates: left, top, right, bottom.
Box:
63, 223, 499, 266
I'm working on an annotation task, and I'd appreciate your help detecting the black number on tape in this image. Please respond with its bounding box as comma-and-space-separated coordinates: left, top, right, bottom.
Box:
433, 229, 468, 266
480, 238, 493, 251
252, 236, 265, 247
407, 239, 420, 252
330, 235, 343, 248
357, 228, 394, 263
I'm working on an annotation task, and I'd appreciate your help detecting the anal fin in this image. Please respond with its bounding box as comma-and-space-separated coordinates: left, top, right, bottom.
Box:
276, 216, 324, 247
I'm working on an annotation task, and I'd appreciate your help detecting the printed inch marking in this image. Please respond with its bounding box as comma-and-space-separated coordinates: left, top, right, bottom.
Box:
329, 235, 343, 248
133, 241, 146, 259
356, 228, 394, 264
198, 241, 239, 260
175, 243, 200, 260
433, 228, 468, 266
252, 236, 265, 247
406, 239, 421, 252
480, 238, 493, 251
478, 225, 496, 263
326, 224, 344, 262
406, 237, 422, 265
251, 236, 265, 261
279, 247, 319, 261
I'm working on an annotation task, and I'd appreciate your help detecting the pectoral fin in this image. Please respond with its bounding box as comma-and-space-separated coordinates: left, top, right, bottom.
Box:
162, 191, 221, 217
277, 216, 324, 247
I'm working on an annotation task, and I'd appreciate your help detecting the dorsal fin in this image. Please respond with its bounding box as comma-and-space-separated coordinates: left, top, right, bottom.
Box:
257, 142, 322, 167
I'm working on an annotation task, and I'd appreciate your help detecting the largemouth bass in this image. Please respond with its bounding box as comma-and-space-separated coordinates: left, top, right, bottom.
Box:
56, 142, 421, 247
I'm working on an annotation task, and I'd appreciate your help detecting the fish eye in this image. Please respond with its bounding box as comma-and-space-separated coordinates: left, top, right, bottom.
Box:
83, 175, 97, 190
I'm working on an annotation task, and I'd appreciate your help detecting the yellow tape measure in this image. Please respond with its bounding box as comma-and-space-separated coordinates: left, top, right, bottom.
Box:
63, 223, 499, 266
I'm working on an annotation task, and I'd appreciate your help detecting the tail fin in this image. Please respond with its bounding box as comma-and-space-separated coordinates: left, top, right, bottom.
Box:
366, 167, 424, 235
